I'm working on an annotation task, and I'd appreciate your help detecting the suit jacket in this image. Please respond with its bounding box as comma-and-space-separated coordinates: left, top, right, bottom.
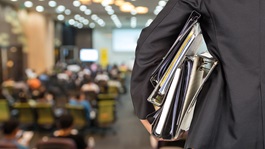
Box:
130, 0, 265, 148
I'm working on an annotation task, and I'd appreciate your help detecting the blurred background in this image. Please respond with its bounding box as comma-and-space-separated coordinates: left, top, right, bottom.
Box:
0, 0, 169, 149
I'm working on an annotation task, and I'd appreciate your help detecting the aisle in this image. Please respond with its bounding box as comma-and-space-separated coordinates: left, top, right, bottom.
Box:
92, 75, 152, 149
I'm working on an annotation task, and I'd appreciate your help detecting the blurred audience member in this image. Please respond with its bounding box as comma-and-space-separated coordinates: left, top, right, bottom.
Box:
69, 93, 92, 121
95, 70, 109, 83
81, 78, 100, 94
0, 119, 29, 149
108, 76, 124, 94
53, 114, 91, 149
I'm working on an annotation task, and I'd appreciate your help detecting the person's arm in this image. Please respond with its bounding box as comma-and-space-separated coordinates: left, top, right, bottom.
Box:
131, 0, 198, 120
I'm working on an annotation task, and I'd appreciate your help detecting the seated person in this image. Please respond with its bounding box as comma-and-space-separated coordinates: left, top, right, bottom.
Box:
0, 119, 29, 149
53, 114, 91, 149
69, 93, 92, 121
81, 77, 100, 94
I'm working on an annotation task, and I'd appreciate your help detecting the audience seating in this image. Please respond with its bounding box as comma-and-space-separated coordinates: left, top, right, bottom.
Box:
65, 104, 88, 130
97, 100, 116, 127
107, 85, 119, 95
97, 93, 117, 101
12, 102, 35, 128
0, 141, 18, 149
35, 103, 55, 129
0, 100, 10, 123
83, 91, 98, 108
36, 137, 77, 149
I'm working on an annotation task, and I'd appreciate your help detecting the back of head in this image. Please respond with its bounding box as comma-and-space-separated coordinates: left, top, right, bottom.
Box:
58, 114, 74, 129
2, 119, 19, 135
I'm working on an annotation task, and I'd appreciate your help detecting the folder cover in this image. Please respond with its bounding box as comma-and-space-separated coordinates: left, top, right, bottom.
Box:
147, 11, 218, 141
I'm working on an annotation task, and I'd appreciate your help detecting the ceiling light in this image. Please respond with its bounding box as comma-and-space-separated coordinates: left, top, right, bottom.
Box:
130, 9, 137, 15
24, 1, 33, 8
65, 9, 71, 15
73, 1, 81, 7
120, 2, 134, 12
101, 0, 114, 6
84, 9, 92, 15
78, 17, 85, 22
135, 6, 148, 14
79, 0, 91, 5
105, 6, 112, 11
36, 6, 44, 12
130, 17, 137, 28
91, 14, 99, 20
57, 14, 64, 21
48, 1, 57, 7
107, 10, 114, 15
154, 6, 163, 15
77, 23, 83, 28
115, 0, 124, 6
92, 0, 103, 3
79, 5, 87, 11
56, 5, 65, 13
89, 23, 95, 28
145, 19, 153, 27
74, 14, 81, 20
11, 0, 17, 2
68, 19, 75, 25
82, 19, 89, 25
158, 0, 167, 6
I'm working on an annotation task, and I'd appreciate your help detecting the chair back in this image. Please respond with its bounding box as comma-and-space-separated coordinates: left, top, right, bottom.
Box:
0, 141, 18, 149
12, 103, 35, 125
65, 104, 87, 129
97, 93, 117, 101
35, 103, 55, 127
83, 91, 98, 108
97, 100, 116, 127
107, 85, 120, 97
36, 138, 77, 149
0, 99, 10, 122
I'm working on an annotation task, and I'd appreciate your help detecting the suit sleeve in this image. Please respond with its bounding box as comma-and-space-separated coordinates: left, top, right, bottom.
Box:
130, 0, 202, 119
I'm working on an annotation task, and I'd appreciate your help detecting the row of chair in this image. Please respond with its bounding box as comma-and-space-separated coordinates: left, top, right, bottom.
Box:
0, 93, 117, 131
0, 137, 78, 149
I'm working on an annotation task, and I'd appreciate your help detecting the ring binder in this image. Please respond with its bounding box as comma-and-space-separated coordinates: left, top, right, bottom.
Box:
146, 11, 218, 141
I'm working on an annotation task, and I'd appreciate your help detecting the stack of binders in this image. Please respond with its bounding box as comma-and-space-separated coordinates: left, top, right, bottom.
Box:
147, 11, 218, 140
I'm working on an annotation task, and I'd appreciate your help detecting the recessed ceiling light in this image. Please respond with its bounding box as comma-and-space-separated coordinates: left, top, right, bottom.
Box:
107, 10, 114, 15
74, 14, 81, 20
73, 1, 81, 7
84, 9, 92, 15
89, 23, 95, 28
57, 14, 64, 21
91, 14, 99, 20
24, 1, 33, 8
56, 5, 65, 13
135, 6, 148, 14
36, 6, 44, 12
82, 19, 89, 25
48, 1, 57, 7
68, 19, 75, 25
11, 0, 17, 2
158, 0, 167, 6
65, 9, 71, 15
130, 9, 137, 15
120, 2, 134, 12
79, 5, 87, 11
145, 19, 153, 27
130, 17, 137, 28
77, 23, 83, 29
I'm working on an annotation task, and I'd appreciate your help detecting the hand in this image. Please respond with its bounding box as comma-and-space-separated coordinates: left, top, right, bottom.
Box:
140, 119, 152, 134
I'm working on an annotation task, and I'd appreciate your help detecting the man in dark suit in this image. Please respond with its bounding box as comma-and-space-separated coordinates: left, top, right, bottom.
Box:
130, 0, 265, 148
